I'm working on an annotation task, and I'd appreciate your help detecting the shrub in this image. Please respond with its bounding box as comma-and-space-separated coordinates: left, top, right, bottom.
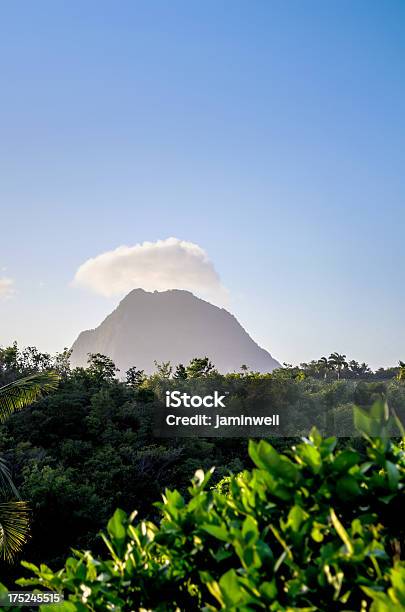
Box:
3, 402, 405, 611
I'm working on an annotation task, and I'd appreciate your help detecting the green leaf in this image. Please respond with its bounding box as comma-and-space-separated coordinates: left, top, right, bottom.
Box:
287, 505, 308, 533
163, 488, 185, 509
260, 580, 277, 601
386, 460, 400, 490
242, 516, 258, 544
249, 440, 298, 482
200, 524, 229, 542
336, 475, 361, 500
390, 563, 405, 606
320, 437, 337, 455
298, 444, 322, 473
0, 372, 59, 423
353, 406, 380, 438
107, 508, 127, 551
330, 508, 353, 556
354, 401, 390, 438
0, 501, 30, 562
218, 569, 243, 606
370, 400, 389, 421
333, 450, 360, 473
311, 522, 325, 542
309, 426, 322, 446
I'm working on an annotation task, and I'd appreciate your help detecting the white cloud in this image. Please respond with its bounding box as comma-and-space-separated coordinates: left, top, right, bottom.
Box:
72, 238, 228, 304
0, 277, 15, 299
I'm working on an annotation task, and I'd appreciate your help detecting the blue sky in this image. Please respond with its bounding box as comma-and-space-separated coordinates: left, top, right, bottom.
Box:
1, 1, 404, 368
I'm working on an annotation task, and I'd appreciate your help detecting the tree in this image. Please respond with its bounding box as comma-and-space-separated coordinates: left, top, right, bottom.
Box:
397, 361, 405, 382
126, 366, 145, 388
0, 342, 19, 379
87, 353, 119, 382
300, 360, 321, 378
349, 360, 371, 378
173, 364, 187, 380
186, 357, 216, 378
273, 363, 305, 381
328, 352, 348, 380
0, 372, 59, 562
53, 348, 72, 378
316, 356, 330, 380
19, 346, 52, 373
153, 361, 172, 379
359, 362, 371, 377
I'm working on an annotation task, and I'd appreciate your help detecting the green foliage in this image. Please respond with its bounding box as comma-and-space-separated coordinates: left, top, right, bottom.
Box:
11, 404, 405, 611
125, 366, 145, 388
0, 371, 59, 563
397, 362, 405, 383
86, 354, 119, 383
0, 364, 248, 578
173, 363, 188, 380
153, 360, 173, 379
186, 357, 216, 378
0, 345, 404, 579
0, 501, 30, 564
0, 372, 59, 423
362, 562, 405, 611
0, 344, 404, 594
328, 353, 348, 380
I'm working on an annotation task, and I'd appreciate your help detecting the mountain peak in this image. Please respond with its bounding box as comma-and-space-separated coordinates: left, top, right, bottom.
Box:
70, 290, 280, 374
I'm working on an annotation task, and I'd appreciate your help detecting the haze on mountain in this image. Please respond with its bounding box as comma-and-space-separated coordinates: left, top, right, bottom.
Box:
70, 289, 280, 374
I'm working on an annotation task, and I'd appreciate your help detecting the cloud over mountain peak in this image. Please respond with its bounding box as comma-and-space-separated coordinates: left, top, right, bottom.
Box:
73, 237, 228, 305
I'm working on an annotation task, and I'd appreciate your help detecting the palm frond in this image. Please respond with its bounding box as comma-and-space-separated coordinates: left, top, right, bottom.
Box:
0, 371, 59, 423
0, 456, 19, 498
0, 501, 30, 562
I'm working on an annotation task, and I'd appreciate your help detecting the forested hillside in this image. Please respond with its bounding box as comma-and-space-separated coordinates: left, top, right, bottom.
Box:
0, 343, 404, 593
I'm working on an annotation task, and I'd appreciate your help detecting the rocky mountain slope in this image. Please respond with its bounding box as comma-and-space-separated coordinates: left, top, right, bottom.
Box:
70, 289, 280, 374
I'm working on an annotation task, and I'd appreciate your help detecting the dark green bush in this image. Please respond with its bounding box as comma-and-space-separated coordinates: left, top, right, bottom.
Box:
2, 402, 404, 611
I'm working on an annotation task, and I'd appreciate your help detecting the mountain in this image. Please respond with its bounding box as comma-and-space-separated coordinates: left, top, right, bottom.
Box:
70, 289, 280, 374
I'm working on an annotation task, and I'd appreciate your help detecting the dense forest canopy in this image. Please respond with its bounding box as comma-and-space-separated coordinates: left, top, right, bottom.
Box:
1, 393, 404, 610
0, 342, 404, 589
